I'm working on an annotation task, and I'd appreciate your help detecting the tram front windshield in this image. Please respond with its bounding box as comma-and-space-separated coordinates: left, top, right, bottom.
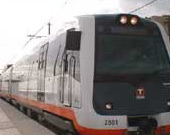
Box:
95, 27, 170, 75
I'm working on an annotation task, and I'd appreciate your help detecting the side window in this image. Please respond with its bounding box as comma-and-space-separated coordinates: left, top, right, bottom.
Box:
38, 43, 49, 70
54, 45, 61, 76
60, 51, 80, 81
69, 56, 76, 78
54, 45, 67, 76
60, 53, 69, 75
73, 51, 81, 82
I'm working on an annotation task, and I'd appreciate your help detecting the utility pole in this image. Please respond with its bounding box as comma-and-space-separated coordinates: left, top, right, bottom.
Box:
48, 22, 51, 35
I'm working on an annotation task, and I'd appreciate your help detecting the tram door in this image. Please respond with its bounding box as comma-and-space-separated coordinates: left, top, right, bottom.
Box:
37, 43, 48, 102
61, 54, 75, 106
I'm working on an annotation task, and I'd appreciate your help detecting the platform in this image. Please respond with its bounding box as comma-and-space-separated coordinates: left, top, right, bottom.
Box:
0, 98, 56, 135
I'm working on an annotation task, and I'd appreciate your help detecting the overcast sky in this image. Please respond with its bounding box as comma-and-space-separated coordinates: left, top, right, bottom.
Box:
0, 0, 169, 70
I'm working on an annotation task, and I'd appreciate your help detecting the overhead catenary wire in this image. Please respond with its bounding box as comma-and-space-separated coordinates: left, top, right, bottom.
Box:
7, 0, 70, 65
21, 0, 70, 49
129, 0, 161, 14
6, 0, 167, 65
21, 0, 165, 50
22, 26, 45, 49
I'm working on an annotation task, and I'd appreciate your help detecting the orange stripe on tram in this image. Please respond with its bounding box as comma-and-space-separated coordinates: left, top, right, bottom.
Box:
0, 93, 127, 135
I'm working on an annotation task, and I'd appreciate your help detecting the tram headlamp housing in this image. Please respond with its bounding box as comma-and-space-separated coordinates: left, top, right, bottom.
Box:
130, 17, 138, 25
105, 103, 113, 110
120, 16, 128, 25
118, 14, 141, 26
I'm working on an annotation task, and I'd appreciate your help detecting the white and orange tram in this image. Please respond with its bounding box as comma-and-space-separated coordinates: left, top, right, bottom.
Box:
1, 14, 170, 135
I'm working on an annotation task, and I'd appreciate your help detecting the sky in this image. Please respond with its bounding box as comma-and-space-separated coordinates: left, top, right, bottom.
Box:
0, 0, 169, 70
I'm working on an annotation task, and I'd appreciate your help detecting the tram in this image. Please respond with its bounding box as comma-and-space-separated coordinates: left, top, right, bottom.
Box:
1, 14, 170, 135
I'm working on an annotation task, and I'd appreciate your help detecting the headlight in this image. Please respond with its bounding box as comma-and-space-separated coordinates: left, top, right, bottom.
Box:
167, 101, 170, 106
105, 103, 113, 110
130, 17, 138, 25
120, 16, 128, 25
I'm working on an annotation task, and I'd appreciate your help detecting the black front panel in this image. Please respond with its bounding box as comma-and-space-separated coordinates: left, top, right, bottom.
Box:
93, 14, 170, 116
93, 74, 170, 115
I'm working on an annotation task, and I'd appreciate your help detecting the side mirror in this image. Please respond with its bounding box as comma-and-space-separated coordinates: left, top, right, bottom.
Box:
66, 30, 81, 51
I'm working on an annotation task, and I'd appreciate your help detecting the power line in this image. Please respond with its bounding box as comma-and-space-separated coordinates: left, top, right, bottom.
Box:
129, 0, 161, 14
7, 0, 70, 64
7, 23, 46, 65
21, 0, 70, 50
22, 26, 45, 49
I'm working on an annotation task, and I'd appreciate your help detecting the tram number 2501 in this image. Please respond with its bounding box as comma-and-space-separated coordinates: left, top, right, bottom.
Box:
105, 119, 118, 126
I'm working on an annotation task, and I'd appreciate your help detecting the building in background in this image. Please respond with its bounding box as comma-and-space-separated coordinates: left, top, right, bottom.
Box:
151, 15, 170, 39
